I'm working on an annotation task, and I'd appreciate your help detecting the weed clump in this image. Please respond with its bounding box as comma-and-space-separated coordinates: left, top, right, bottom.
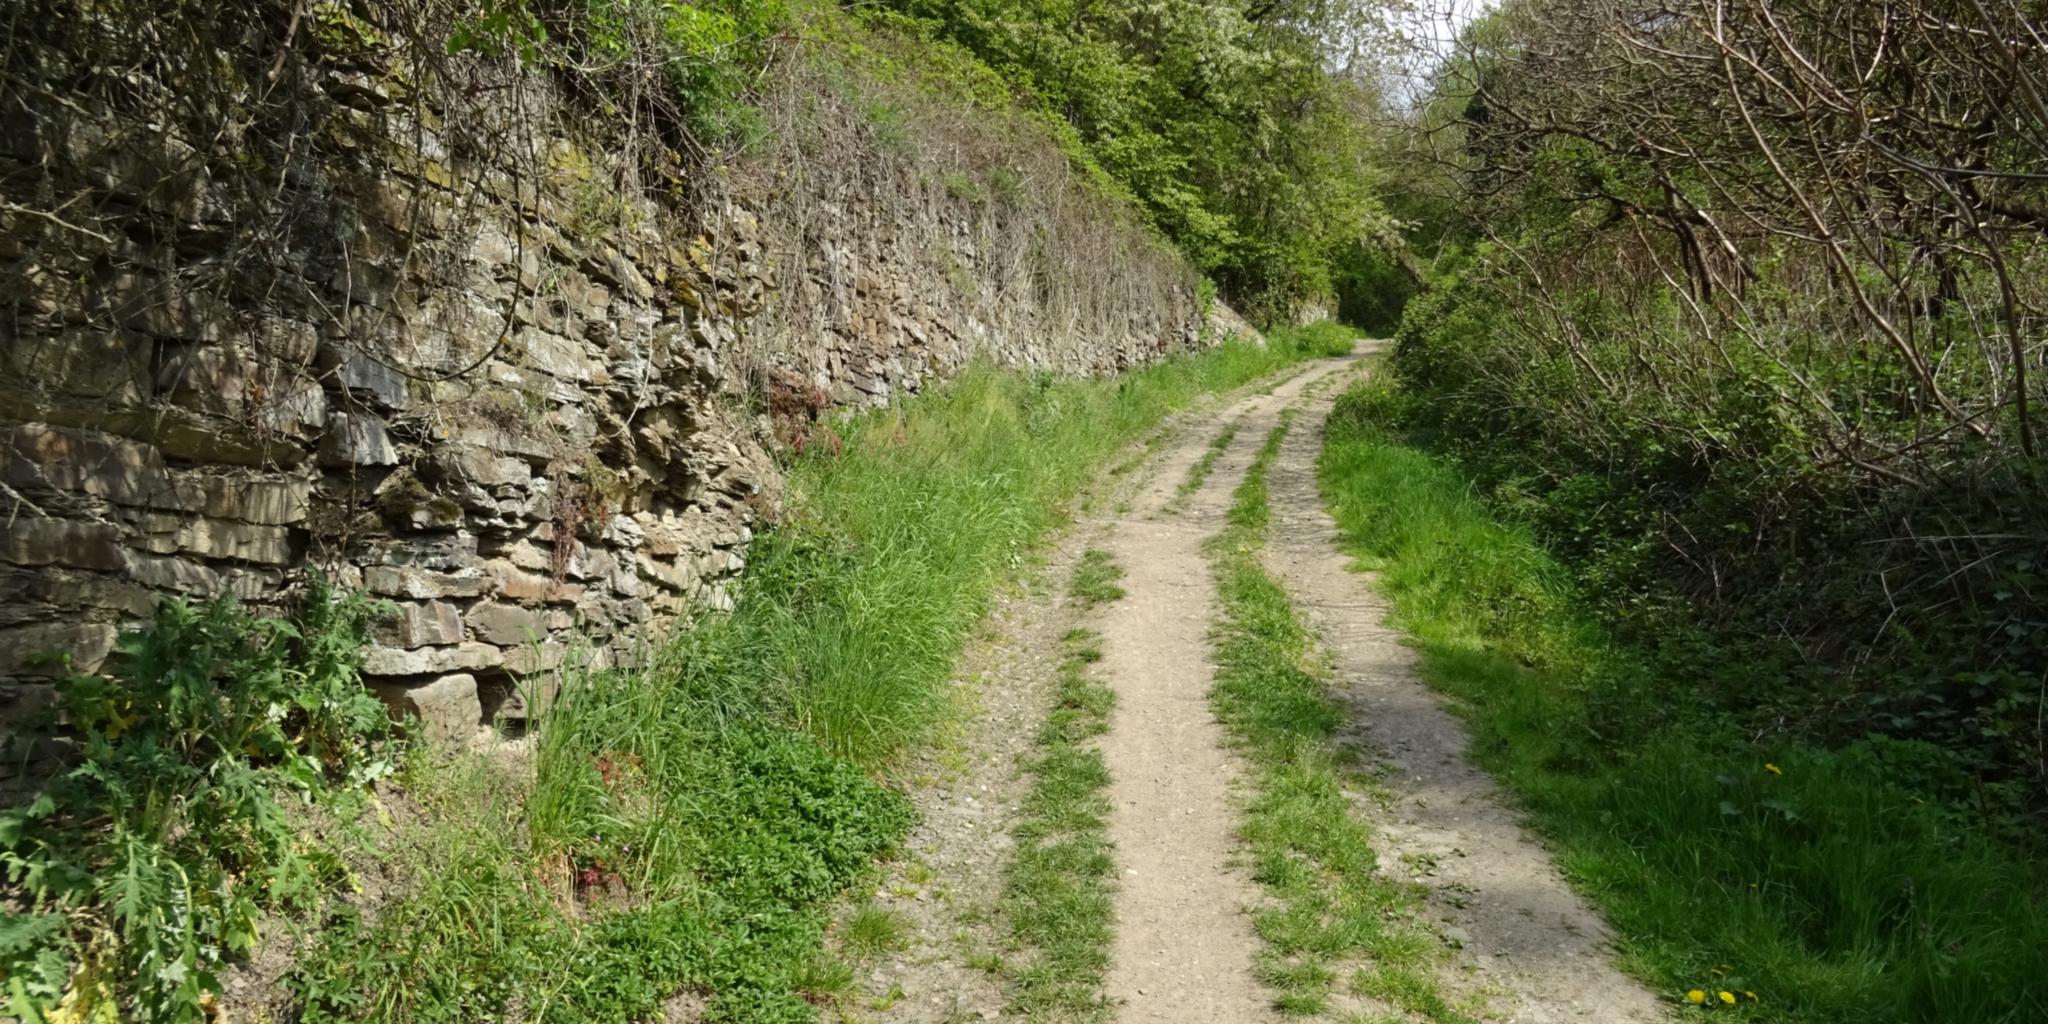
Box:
1, 581, 393, 1023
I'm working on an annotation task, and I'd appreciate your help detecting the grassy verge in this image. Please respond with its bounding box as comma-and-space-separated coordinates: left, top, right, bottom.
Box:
289, 330, 1347, 1023
1000, 549, 1124, 1021
1206, 416, 1470, 1021
1319, 380, 2048, 1022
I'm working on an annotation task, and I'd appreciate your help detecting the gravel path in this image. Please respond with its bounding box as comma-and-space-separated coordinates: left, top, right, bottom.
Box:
850, 348, 1660, 1024
833, 368, 1309, 1023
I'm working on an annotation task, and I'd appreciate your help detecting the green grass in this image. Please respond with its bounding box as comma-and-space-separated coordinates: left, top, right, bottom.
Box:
1177, 418, 1243, 499
840, 904, 910, 960
1318, 379, 2048, 1023
1000, 551, 1124, 1021
290, 332, 1345, 1023
1206, 416, 1469, 1021
1069, 549, 1128, 607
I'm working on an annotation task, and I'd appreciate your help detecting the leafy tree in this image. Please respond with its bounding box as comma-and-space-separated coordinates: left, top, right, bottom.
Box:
866, 0, 1407, 322
1392, 0, 2048, 807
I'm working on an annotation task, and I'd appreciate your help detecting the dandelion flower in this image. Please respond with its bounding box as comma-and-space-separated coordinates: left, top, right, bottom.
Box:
1719, 991, 1736, 1005
1744, 991, 1758, 1001
1765, 763, 1782, 775
1686, 990, 1706, 1004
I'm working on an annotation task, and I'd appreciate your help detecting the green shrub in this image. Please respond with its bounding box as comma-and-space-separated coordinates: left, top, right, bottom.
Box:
860, 0, 1398, 321
1, 581, 393, 1024
450, 0, 786, 146
1387, 266, 2048, 814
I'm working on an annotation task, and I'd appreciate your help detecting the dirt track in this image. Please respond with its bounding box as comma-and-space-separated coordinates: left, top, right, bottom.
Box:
850, 350, 1662, 1023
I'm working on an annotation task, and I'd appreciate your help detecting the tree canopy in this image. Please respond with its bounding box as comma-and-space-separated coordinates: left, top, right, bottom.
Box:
866, 0, 1409, 323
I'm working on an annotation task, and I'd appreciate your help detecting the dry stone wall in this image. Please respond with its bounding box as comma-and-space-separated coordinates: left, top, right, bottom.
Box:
0, 3, 1224, 752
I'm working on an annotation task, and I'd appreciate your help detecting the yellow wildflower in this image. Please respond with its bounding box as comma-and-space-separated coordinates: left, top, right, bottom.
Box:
1719, 991, 1736, 1005
1744, 991, 1758, 1002
1764, 763, 1782, 775
1686, 990, 1706, 1004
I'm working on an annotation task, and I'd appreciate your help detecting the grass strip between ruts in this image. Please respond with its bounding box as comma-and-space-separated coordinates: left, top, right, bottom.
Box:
1206, 411, 1475, 1021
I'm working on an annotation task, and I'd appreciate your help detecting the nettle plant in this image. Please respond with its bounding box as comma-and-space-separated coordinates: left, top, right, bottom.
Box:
1, 580, 396, 1023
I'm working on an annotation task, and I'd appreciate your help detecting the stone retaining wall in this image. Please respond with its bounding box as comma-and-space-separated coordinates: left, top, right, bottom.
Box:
0, 3, 1236, 749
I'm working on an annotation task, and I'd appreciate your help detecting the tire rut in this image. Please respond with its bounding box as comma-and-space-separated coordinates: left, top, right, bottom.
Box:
1260, 345, 1664, 1024
1092, 357, 1359, 1024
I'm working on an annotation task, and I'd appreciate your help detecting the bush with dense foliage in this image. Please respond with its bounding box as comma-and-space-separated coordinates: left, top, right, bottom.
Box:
1, 583, 394, 1024
1389, 0, 2048, 815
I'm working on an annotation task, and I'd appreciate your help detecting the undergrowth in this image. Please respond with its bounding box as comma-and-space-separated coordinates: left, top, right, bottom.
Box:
1000, 550, 1123, 1021
1393, 278, 2047, 823
290, 330, 1347, 1022
1319, 378, 2048, 1023
448, 0, 786, 145
1207, 416, 1469, 1021
1, 582, 393, 1024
